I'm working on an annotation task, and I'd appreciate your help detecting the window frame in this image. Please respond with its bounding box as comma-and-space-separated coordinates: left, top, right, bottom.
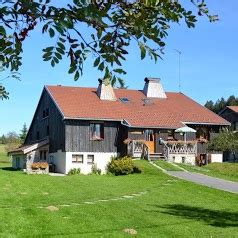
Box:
72, 154, 84, 163
87, 154, 94, 165
89, 123, 104, 141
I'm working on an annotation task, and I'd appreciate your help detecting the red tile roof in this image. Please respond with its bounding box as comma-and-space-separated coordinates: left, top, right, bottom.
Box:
46, 86, 230, 129
227, 106, 238, 113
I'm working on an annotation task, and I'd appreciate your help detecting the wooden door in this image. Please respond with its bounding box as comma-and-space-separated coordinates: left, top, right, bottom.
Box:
144, 130, 155, 153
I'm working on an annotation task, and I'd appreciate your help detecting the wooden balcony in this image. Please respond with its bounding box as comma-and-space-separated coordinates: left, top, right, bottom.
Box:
165, 140, 197, 155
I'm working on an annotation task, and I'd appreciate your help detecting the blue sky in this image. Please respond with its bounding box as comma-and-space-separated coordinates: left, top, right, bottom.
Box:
0, 0, 238, 135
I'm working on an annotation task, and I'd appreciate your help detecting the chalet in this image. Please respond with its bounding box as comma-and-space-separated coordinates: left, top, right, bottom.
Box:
219, 106, 238, 131
10, 78, 230, 174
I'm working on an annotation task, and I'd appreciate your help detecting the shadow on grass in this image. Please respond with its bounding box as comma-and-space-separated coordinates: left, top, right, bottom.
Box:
0, 167, 18, 171
156, 204, 238, 227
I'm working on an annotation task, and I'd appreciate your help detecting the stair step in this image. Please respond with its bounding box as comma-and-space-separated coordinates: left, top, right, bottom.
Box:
149, 153, 165, 161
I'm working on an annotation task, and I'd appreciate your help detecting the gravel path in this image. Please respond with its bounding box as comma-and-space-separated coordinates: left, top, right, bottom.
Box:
167, 171, 238, 194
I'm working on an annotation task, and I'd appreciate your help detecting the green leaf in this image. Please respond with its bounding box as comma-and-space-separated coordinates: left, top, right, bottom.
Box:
49, 28, 55, 38
43, 47, 54, 52
56, 47, 65, 55
51, 60, 55, 67
0, 26, 6, 35
93, 57, 100, 67
74, 71, 80, 81
139, 43, 146, 60
55, 52, 62, 60
43, 52, 52, 58
57, 42, 65, 50
98, 62, 104, 71
71, 44, 79, 49
113, 68, 126, 75
68, 66, 76, 74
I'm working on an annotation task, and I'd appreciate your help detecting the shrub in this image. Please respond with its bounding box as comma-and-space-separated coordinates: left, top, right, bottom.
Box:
91, 164, 101, 175
107, 156, 142, 176
133, 165, 142, 174
68, 168, 81, 175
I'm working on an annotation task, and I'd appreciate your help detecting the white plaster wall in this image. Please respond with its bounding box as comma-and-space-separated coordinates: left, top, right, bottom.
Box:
49, 150, 66, 174
168, 154, 196, 166
211, 153, 223, 163
65, 152, 117, 174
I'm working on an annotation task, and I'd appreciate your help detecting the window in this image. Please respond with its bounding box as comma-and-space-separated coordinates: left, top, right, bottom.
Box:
87, 155, 94, 164
90, 123, 104, 140
40, 151, 47, 160
144, 129, 154, 141
72, 154, 84, 163
46, 108, 49, 117
42, 108, 49, 119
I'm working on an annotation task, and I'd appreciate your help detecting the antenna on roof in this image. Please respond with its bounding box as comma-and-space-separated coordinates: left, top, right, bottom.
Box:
174, 49, 182, 93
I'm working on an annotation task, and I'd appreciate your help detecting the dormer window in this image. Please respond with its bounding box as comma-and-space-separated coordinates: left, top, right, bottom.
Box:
42, 108, 49, 119
90, 123, 104, 140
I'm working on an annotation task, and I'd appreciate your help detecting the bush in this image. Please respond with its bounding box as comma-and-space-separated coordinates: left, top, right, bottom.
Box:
133, 165, 142, 174
91, 164, 101, 175
68, 168, 81, 175
107, 156, 142, 176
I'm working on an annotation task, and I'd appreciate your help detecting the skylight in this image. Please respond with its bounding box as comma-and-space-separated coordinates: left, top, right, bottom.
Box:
142, 98, 154, 105
120, 97, 130, 103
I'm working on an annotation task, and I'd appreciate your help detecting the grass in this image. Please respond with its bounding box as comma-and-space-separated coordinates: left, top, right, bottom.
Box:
0, 149, 238, 237
178, 162, 238, 182
0, 144, 10, 167
154, 160, 183, 171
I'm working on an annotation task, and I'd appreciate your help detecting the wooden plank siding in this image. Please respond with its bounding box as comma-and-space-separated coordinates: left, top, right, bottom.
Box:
65, 120, 127, 154
25, 89, 65, 153
219, 108, 237, 130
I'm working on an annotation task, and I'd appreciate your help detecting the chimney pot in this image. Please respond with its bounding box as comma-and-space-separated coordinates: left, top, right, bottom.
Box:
143, 77, 167, 99
97, 80, 117, 101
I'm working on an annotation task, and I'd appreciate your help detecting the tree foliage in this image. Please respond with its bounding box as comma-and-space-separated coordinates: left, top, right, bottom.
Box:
205, 95, 238, 114
208, 130, 238, 161
19, 123, 28, 143
0, 0, 217, 96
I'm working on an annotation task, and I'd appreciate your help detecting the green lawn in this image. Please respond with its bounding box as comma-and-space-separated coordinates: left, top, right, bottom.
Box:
154, 160, 183, 171
178, 162, 238, 182
0, 150, 238, 237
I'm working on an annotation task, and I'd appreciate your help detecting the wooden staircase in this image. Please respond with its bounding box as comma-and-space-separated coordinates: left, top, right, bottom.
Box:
149, 153, 166, 161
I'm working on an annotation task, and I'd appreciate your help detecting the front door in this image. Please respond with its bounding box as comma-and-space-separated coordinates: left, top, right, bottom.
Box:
144, 130, 155, 153
15, 157, 20, 169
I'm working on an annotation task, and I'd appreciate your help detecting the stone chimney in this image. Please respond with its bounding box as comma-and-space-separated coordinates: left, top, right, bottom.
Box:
143, 77, 167, 99
97, 79, 117, 101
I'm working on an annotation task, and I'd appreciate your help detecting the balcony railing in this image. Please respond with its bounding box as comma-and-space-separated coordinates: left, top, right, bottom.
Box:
164, 140, 197, 155
127, 140, 149, 160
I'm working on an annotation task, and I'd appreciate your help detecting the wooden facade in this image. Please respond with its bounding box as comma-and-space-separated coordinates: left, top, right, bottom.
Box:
25, 89, 65, 153
65, 120, 127, 153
